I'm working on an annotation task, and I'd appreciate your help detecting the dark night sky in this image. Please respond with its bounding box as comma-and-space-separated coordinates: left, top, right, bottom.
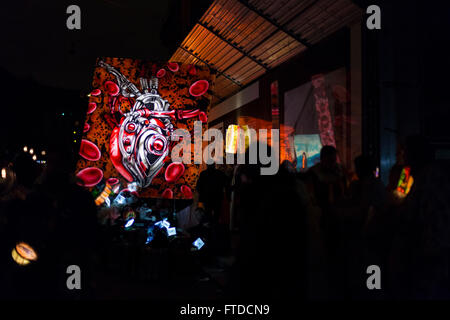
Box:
0, 0, 209, 154
0, 1, 171, 90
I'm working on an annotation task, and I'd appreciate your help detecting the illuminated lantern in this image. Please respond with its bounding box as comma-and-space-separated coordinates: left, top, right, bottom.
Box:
124, 209, 136, 221
95, 182, 113, 206
395, 166, 414, 198
226, 124, 251, 154
1, 168, 6, 179
241, 125, 251, 150
124, 218, 135, 228
225, 125, 239, 154
11, 242, 38, 266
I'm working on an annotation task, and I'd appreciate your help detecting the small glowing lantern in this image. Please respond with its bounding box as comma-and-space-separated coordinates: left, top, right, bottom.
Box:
95, 182, 113, 206
29, 148, 34, 155
11, 242, 38, 266
1, 168, 6, 179
23, 146, 28, 152
124, 218, 135, 228
226, 125, 239, 154
225, 125, 252, 154
32, 155, 37, 161
41, 150, 46, 156
124, 209, 136, 221
395, 166, 414, 198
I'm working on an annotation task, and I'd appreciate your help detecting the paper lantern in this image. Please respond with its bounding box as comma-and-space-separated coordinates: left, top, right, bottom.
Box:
124, 209, 136, 221
124, 218, 135, 228
95, 182, 113, 206
226, 125, 239, 154
11, 242, 38, 266
193, 238, 205, 250
394, 166, 414, 199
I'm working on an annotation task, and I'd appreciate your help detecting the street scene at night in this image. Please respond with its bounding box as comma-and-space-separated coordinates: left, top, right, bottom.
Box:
0, 0, 449, 316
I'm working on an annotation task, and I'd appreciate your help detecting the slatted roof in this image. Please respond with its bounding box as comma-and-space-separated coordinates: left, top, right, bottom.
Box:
170, 0, 362, 105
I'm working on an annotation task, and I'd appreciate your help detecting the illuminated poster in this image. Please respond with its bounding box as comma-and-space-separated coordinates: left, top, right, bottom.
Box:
76, 57, 214, 200
293, 134, 322, 171
284, 68, 359, 171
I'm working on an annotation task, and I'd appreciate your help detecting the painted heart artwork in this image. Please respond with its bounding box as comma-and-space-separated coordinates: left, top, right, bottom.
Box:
75, 57, 214, 200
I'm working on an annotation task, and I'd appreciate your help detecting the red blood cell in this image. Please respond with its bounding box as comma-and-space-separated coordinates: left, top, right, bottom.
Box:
189, 80, 209, 97
79, 139, 101, 161
165, 162, 185, 183
90, 89, 101, 96
199, 111, 207, 123
107, 178, 119, 185
162, 188, 173, 199
104, 81, 120, 96
167, 62, 179, 72
83, 122, 90, 133
181, 185, 193, 199
87, 102, 97, 114
76, 167, 103, 187
156, 69, 166, 78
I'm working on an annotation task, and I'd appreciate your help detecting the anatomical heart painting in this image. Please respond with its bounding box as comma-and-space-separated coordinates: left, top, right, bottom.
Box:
75, 57, 214, 200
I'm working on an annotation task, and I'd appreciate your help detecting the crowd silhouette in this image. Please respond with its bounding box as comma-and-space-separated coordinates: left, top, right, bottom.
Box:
0, 135, 449, 300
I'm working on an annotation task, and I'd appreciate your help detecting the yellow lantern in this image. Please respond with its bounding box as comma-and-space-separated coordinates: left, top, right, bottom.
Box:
11, 242, 38, 266
95, 182, 113, 206
226, 124, 252, 154
226, 125, 239, 154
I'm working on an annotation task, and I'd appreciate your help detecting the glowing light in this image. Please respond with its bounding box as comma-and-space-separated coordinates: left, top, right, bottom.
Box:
167, 227, 177, 237
127, 182, 138, 192
154, 221, 163, 228
29, 148, 34, 155
124, 218, 135, 228
162, 220, 170, 229
225, 124, 251, 154
11, 242, 38, 266
23, 146, 28, 152
11, 248, 29, 266
225, 125, 239, 154
1, 168, 6, 179
125, 210, 136, 221
397, 166, 414, 195
114, 194, 126, 205
193, 238, 205, 250
41, 150, 46, 156
95, 182, 112, 206
32, 155, 37, 161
